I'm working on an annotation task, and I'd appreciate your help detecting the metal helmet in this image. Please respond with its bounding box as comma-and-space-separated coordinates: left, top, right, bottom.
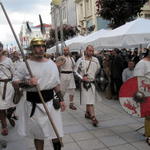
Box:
30, 37, 46, 47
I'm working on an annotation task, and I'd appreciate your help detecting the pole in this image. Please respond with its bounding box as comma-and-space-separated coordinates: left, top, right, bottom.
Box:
84, 0, 88, 35
59, 5, 64, 54
0, 2, 63, 146
53, 5, 59, 56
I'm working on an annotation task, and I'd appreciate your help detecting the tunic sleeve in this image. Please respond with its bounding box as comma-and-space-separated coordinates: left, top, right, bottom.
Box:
133, 61, 145, 77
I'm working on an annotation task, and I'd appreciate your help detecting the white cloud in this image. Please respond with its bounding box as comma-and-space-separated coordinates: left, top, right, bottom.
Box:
0, 0, 52, 47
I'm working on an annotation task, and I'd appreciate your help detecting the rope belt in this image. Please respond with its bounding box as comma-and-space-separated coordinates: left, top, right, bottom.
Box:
26, 89, 53, 117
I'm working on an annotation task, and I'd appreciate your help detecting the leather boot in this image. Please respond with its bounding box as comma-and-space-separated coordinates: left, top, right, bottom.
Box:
52, 141, 61, 150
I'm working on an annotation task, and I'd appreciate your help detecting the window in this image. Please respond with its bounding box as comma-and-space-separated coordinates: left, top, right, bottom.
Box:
62, 7, 66, 20
145, 13, 150, 19
86, 0, 92, 16
79, 3, 83, 19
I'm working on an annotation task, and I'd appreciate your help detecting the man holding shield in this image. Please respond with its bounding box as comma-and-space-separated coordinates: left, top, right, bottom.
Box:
133, 48, 150, 145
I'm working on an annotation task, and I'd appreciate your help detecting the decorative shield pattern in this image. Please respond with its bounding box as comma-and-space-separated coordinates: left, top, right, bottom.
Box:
119, 76, 150, 118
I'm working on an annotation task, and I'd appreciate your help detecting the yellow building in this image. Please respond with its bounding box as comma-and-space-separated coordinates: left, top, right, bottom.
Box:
141, 0, 150, 19
75, 0, 110, 35
75, 0, 150, 35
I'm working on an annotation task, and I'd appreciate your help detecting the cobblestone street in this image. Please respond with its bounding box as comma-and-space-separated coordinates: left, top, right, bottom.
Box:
0, 91, 149, 150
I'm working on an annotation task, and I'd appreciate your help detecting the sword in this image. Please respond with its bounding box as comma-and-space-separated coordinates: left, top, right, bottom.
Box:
2, 81, 7, 100
0, 2, 63, 146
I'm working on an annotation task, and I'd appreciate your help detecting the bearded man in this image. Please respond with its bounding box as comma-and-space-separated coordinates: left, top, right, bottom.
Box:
56, 46, 77, 110
13, 38, 66, 150
75, 45, 100, 127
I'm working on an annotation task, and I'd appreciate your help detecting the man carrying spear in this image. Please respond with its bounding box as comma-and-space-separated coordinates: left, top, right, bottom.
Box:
13, 38, 66, 150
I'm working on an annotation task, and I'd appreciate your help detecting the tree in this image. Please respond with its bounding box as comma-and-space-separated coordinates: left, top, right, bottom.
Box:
47, 24, 79, 48
96, 0, 148, 29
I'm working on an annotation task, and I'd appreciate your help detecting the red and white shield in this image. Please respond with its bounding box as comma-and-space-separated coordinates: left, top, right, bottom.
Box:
119, 76, 150, 118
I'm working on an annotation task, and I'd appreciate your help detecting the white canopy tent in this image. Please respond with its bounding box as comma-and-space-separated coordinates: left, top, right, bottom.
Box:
96, 18, 150, 49
83, 29, 110, 48
47, 35, 85, 54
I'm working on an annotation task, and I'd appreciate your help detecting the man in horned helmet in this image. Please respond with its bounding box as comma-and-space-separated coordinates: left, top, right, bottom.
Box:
13, 38, 66, 150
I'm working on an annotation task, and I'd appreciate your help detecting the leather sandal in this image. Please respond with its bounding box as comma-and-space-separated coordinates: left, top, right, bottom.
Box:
85, 112, 91, 119
146, 137, 150, 146
69, 103, 77, 110
8, 118, 15, 127
1, 127, 8, 136
91, 116, 99, 127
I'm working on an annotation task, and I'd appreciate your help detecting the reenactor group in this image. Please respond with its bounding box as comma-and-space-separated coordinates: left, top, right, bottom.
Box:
0, 37, 150, 150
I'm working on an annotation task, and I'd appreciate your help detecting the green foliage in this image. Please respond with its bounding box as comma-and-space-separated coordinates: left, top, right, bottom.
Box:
96, 0, 149, 29
47, 24, 78, 48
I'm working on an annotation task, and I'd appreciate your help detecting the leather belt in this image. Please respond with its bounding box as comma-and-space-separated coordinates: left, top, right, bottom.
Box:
26, 89, 53, 117
61, 71, 73, 74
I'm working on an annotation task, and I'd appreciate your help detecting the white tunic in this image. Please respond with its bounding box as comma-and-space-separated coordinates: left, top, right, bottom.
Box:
75, 56, 100, 104
60, 56, 76, 94
0, 57, 15, 109
122, 68, 134, 82
133, 59, 150, 78
14, 59, 63, 139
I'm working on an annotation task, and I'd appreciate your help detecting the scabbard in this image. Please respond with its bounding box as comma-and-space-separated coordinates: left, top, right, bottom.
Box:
80, 82, 82, 105
2, 82, 7, 100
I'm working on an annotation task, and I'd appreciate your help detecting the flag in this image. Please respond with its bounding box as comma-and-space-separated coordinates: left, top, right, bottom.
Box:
52, 0, 61, 6
26, 21, 32, 33
39, 14, 46, 35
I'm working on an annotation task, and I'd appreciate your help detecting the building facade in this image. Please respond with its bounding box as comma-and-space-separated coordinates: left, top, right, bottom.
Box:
75, 0, 150, 35
75, 0, 109, 35
141, 0, 150, 19
51, 0, 77, 27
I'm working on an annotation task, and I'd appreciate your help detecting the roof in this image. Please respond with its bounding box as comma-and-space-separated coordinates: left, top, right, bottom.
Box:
33, 24, 52, 28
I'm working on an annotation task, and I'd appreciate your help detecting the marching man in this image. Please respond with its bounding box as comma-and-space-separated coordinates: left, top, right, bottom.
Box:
56, 46, 77, 110
0, 42, 16, 136
75, 45, 100, 127
133, 48, 150, 146
13, 38, 66, 150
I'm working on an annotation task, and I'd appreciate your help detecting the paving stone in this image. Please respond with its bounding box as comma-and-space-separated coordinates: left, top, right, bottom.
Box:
62, 142, 81, 150
110, 125, 134, 134
131, 141, 150, 150
64, 124, 87, 134
109, 143, 137, 150
63, 134, 74, 144
71, 131, 95, 141
90, 128, 115, 138
99, 135, 127, 147
120, 132, 145, 142
77, 139, 106, 150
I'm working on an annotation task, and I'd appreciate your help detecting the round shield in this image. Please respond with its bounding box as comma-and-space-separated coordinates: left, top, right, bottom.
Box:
119, 76, 150, 118
95, 68, 109, 92
0, 64, 12, 81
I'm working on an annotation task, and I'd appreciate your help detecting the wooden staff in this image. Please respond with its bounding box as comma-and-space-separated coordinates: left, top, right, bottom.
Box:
0, 2, 63, 146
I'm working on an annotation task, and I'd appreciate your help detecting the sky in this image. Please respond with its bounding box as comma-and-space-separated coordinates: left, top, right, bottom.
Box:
0, 0, 52, 48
